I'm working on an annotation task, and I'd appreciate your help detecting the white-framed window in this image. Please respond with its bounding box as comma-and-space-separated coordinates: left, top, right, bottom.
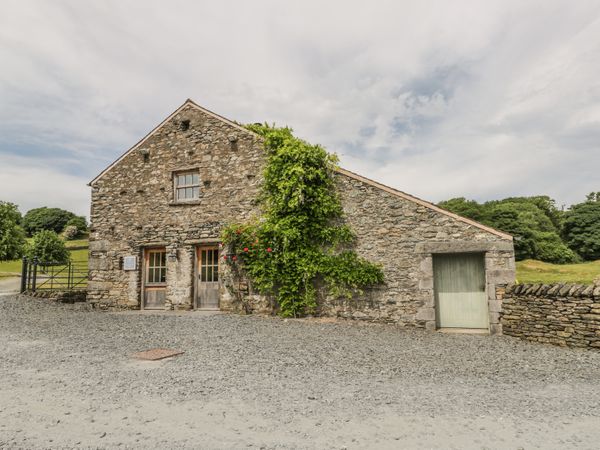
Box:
174, 171, 200, 201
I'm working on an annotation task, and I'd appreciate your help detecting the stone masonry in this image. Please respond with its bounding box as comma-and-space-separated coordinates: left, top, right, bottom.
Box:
500, 283, 600, 349
88, 99, 515, 333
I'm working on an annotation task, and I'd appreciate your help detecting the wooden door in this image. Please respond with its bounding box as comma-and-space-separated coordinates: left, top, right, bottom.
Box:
433, 253, 488, 329
144, 248, 167, 309
197, 247, 220, 309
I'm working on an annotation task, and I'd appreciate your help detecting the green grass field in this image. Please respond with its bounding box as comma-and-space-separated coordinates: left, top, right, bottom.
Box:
0, 237, 89, 277
516, 259, 600, 285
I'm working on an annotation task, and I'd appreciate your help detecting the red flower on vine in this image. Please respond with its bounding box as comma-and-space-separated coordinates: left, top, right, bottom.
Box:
243, 247, 249, 252
266, 247, 272, 253
232, 255, 237, 261
223, 255, 228, 260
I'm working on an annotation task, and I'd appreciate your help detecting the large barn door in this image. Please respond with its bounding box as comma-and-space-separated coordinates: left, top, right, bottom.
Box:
143, 248, 167, 309
433, 253, 488, 329
196, 247, 220, 310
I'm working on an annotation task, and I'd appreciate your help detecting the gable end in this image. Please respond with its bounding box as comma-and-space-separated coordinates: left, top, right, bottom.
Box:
89, 99, 259, 186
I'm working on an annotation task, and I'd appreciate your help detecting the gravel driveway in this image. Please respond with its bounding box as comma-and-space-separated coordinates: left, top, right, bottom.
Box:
1, 295, 599, 449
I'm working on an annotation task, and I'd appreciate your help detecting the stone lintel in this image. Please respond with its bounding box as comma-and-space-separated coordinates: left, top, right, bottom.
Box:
415, 240, 513, 254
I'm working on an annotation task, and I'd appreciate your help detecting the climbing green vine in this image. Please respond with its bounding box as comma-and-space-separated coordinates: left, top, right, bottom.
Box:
221, 124, 384, 317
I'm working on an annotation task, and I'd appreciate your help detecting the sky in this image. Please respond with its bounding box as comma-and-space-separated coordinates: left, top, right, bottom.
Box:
1, 0, 600, 218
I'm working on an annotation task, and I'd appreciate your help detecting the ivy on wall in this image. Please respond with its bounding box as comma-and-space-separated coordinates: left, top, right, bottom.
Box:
221, 124, 384, 317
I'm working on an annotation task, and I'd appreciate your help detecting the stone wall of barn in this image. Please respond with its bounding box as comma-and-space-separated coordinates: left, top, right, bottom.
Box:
221, 172, 515, 333
500, 283, 600, 349
87, 103, 265, 309
88, 101, 515, 334
314, 173, 514, 333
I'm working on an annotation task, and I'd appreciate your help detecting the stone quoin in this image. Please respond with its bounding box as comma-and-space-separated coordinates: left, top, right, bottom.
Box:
88, 99, 515, 334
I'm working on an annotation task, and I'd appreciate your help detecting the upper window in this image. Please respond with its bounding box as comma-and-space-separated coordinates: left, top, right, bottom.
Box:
174, 171, 200, 201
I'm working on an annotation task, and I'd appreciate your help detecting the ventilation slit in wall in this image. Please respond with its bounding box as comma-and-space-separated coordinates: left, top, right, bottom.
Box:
180, 119, 190, 131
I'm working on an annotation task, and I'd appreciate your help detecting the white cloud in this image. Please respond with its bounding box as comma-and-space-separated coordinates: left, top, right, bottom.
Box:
0, 154, 90, 217
1, 0, 600, 215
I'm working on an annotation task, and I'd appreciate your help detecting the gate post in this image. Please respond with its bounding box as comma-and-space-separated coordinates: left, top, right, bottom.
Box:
32, 257, 38, 293
20, 257, 28, 293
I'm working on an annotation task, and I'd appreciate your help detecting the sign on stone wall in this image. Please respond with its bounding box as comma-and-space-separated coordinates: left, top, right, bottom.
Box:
123, 256, 137, 271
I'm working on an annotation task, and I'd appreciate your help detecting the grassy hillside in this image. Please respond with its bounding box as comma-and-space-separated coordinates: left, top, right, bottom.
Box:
0, 238, 89, 277
516, 259, 600, 285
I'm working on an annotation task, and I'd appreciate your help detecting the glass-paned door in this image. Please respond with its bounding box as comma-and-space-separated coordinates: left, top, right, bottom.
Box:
197, 247, 219, 309
144, 248, 167, 309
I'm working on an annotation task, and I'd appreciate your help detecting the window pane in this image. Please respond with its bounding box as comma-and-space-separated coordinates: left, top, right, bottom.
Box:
192, 173, 199, 184
213, 249, 219, 264
160, 268, 166, 283
177, 188, 184, 200
207, 266, 213, 282
214, 269, 218, 282
148, 268, 154, 283
185, 174, 192, 185
161, 252, 166, 266
192, 187, 199, 198
201, 266, 207, 282
185, 187, 191, 198
178, 175, 185, 186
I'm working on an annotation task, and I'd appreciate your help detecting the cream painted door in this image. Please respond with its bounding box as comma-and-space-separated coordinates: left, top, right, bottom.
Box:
433, 253, 488, 329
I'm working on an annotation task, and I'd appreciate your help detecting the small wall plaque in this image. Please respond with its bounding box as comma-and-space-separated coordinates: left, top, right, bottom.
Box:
123, 256, 137, 271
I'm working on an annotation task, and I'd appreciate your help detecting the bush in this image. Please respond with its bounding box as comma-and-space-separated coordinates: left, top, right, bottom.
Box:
439, 196, 578, 263
0, 201, 26, 261
62, 225, 79, 240
222, 124, 384, 317
64, 216, 87, 235
563, 200, 600, 261
22, 207, 76, 236
26, 230, 70, 263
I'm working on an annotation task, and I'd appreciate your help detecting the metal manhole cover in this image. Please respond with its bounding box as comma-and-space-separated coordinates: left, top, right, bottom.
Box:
132, 348, 184, 361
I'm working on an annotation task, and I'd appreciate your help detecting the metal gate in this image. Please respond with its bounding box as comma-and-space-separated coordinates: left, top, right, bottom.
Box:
20, 257, 88, 293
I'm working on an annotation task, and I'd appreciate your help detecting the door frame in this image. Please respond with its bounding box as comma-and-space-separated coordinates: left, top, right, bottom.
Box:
433, 251, 490, 332
194, 244, 221, 310
141, 246, 167, 310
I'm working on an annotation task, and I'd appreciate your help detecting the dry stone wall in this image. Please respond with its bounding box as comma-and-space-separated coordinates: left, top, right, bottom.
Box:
500, 283, 600, 349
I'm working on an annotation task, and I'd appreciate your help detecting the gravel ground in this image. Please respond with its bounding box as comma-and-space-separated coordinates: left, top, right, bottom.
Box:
1, 295, 599, 449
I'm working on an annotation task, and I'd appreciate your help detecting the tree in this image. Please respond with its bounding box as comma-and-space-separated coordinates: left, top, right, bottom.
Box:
0, 201, 26, 261
26, 230, 70, 263
439, 196, 577, 263
65, 216, 88, 235
62, 225, 79, 240
438, 197, 485, 222
563, 198, 600, 261
22, 207, 76, 236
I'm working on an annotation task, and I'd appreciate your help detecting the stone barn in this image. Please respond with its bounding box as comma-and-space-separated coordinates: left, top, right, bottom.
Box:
88, 99, 515, 334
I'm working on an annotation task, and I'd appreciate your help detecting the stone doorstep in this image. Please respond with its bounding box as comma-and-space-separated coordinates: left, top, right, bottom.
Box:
437, 327, 490, 335
132, 348, 184, 361
110, 309, 223, 316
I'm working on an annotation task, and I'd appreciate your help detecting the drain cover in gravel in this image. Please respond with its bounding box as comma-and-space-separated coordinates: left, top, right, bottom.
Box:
133, 348, 184, 360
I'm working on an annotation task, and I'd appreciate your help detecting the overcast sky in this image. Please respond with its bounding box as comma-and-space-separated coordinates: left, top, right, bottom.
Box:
1, 0, 600, 217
